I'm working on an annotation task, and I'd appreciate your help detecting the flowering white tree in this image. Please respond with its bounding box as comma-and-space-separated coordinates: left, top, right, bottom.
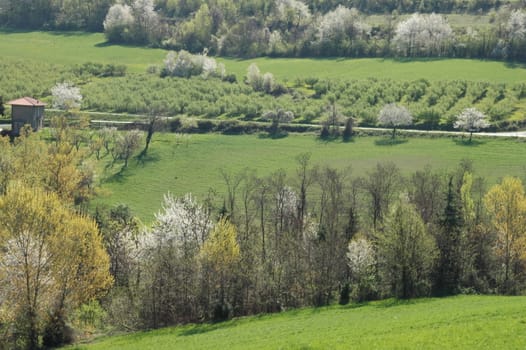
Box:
393, 13, 453, 56
163, 51, 223, 79
316, 6, 369, 45
275, 0, 312, 28
347, 236, 377, 301
132, 0, 159, 43
51, 82, 82, 110
246, 63, 263, 91
507, 10, 526, 42
142, 193, 212, 255
377, 103, 412, 139
139, 193, 212, 325
347, 237, 376, 279
103, 3, 134, 42
454, 107, 490, 142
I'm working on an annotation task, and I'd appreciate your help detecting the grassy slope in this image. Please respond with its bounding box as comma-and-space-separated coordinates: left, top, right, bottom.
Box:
95, 133, 526, 223
73, 295, 526, 349
2, 31, 526, 82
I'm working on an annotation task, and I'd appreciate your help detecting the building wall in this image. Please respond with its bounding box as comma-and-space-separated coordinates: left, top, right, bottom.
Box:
11, 105, 44, 135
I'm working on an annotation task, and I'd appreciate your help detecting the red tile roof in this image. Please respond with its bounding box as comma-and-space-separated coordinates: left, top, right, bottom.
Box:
7, 97, 46, 107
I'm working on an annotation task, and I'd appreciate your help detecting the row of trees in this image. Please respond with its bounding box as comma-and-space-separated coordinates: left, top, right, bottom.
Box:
1, 57, 523, 132
104, 0, 526, 60
0, 0, 506, 32
1, 0, 524, 60
101, 3, 526, 60
93, 154, 526, 332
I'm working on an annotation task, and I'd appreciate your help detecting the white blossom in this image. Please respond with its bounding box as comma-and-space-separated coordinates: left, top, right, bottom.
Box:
141, 193, 212, 256
51, 82, 82, 110
275, 0, 311, 27
316, 6, 369, 43
163, 51, 222, 79
378, 103, 412, 128
507, 10, 526, 41
347, 237, 376, 280
454, 107, 490, 132
103, 3, 134, 34
393, 13, 453, 56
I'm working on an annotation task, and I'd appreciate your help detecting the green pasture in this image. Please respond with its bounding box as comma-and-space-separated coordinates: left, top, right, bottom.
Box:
72, 295, 526, 349
94, 132, 526, 223
0, 31, 166, 73
2, 31, 526, 82
221, 57, 526, 83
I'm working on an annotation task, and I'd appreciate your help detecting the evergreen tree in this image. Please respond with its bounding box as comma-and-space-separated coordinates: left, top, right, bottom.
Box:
435, 176, 464, 295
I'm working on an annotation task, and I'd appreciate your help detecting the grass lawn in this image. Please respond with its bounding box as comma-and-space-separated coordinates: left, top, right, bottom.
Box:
71, 295, 526, 349
2, 31, 526, 82
94, 132, 526, 223
0, 31, 166, 73
221, 57, 526, 83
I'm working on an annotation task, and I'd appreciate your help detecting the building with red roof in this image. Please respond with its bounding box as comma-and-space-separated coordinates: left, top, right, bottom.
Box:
6, 97, 46, 135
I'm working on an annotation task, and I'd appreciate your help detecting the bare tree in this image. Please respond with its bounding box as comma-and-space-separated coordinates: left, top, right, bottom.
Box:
114, 130, 143, 168
363, 162, 402, 230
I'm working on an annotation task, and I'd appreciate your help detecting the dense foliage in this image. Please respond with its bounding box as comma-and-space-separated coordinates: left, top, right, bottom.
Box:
1, 1, 526, 60
0, 127, 112, 349
89, 146, 526, 332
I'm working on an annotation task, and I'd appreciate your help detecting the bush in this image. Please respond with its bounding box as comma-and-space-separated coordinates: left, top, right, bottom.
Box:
343, 117, 354, 141
169, 118, 182, 132
319, 125, 330, 139
43, 310, 73, 348
339, 283, 351, 305
212, 302, 233, 322
197, 120, 216, 133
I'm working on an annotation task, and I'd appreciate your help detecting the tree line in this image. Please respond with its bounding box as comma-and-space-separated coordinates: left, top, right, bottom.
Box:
1, 1, 526, 60
96, 151, 526, 332
2, 123, 526, 348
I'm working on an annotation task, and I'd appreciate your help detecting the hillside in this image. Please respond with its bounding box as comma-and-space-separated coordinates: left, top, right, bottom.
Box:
93, 133, 526, 222
72, 295, 526, 350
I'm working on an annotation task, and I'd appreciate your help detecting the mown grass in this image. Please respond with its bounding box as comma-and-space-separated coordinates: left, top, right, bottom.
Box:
2, 31, 526, 82
72, 295, 526, 349
94, 132, 526, 223
221, 57, 526, 83
0, 31, 166, 73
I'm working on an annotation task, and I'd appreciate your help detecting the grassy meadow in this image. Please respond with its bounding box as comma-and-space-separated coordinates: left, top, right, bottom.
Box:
2, 31, 526, 82
94, 132, 526, 223
72, 295, 526, 349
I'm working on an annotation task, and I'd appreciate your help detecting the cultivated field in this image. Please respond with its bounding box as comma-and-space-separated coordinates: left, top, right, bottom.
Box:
94, 133, 526, 222
72, 295, 526, 349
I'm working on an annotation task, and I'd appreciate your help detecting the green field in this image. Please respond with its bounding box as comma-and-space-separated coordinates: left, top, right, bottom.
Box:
2, 31, 526, 82
72, 295, 526, 349
94, 132, 526, 222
